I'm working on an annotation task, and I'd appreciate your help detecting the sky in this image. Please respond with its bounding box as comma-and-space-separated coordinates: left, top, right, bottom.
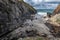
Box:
45, 0, 60, 2
24, 0, 60, 9
24, 0, 60, 2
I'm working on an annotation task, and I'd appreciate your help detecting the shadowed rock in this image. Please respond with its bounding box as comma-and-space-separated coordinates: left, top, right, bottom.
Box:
0, 0, 37, 39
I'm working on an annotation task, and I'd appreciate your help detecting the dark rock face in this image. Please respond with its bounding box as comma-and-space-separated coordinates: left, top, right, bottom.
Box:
0, 0, 37, 39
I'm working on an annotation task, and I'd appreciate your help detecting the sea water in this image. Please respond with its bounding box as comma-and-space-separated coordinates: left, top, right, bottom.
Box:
37, 9, 54, 16
37, 9, 54, 13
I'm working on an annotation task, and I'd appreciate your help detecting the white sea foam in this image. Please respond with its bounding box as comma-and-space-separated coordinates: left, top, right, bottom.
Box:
37, 12, 47, 16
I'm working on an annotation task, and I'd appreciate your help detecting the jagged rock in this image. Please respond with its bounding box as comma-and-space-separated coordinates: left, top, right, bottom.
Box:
47, 14, 60, 37
53, 5, 60, 15
45, 4, 60, 37
0, 0, 36, 39
23, 15, 53, 37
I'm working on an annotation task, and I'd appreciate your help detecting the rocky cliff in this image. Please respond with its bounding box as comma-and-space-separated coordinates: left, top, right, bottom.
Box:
0, 0, 37, 40
53, 5, 60, 15
47, 5, 60, 37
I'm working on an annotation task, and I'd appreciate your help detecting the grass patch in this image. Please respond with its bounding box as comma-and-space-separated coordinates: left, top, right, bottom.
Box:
36, 37, 43, 40
18, 37, 44, 40
56, 18, 60, 24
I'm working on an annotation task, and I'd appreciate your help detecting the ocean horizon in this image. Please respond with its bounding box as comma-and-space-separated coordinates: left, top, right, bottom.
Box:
37, 9, 54, 13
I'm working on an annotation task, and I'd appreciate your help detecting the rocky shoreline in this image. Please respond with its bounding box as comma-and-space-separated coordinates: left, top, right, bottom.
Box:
0, 0, 60, 40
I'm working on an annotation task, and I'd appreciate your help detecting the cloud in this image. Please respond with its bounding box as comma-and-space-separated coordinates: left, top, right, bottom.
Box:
45, 0, 60, 2
23, 0, 58, 9
45, 4, 58, 9
24, 0, 60, 2
34, 4, 58, 9
24, 0, 42, 4
32, 0, 42, 4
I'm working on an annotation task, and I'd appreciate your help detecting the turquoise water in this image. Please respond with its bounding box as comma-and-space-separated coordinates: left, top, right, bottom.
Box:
37, 9, 54, 13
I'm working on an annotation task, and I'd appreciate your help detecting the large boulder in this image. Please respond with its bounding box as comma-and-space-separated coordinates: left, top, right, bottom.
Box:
0, 0, 36, 39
